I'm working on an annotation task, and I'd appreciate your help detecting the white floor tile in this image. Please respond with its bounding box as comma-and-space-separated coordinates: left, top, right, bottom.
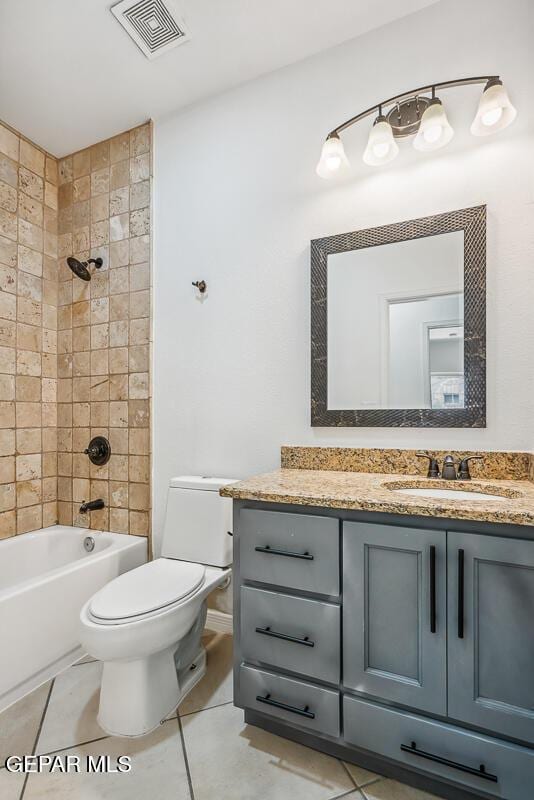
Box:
361, 778, 441, 800
36, 662, 104, 754
0, 681, 51, 764
343, 760, 382, 788
179, 632, 233, 716
181, 701, 355, 800
0, 767, 25, 800
24, 718, 191, 800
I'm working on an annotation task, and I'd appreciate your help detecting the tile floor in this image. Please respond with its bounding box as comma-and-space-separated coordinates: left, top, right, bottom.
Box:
0, 632, 439, 800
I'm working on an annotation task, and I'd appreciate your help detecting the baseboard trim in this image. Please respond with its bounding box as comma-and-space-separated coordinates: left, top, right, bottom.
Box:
206, 609, 233, 634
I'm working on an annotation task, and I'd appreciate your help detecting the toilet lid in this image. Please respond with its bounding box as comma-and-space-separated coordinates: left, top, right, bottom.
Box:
89, 558, 206, 621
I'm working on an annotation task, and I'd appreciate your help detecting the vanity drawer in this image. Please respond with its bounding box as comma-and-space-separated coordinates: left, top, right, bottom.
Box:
239, 509, 339, 595
239, 665, 339, 738
343, 695, 534, 800
240, 586, 340, 683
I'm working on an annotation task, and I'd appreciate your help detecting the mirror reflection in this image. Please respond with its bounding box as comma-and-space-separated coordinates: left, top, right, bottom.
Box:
327, 230, 464, 410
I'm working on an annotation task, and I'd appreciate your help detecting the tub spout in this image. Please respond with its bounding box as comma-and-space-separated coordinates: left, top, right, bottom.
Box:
80, 499, 105, 514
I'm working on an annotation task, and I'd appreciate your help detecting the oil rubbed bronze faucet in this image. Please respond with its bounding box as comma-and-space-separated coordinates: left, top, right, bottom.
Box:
417, 453, 484, 480
79, 499, 105, 514
441, 455, 458, 480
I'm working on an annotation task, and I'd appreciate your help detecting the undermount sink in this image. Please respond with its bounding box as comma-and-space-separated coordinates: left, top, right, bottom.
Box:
391, 487, 508, 502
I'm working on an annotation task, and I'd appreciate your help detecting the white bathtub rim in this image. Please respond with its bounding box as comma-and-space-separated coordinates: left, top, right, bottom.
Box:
0, 525, 147, 602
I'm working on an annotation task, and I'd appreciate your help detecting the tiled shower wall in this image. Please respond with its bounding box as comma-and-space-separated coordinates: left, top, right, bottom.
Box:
56, 123, 152, 537
0, 123, 59, 537
0, 119, 151, 540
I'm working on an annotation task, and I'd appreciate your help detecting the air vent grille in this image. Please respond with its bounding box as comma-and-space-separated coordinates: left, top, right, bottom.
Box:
111, 0, 191, 60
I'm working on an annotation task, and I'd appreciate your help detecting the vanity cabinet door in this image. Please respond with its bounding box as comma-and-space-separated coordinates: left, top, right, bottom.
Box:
448, 532, 534, 745
343, 522, 447, 715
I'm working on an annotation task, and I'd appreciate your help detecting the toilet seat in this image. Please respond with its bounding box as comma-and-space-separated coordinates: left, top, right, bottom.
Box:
88, 558, 206, 625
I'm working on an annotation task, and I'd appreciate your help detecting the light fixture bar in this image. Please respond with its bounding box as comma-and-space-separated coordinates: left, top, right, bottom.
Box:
332, 75, 499, 136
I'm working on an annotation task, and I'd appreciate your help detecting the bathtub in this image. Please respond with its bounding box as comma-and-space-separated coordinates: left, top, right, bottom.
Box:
0, 525, 147, 712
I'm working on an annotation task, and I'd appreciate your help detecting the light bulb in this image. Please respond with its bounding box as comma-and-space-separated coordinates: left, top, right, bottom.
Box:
481, 106, 503, 127
326, 155, 341, 171
316, 134, 350, 179
413, 97, 454, 152
372, 142, 390, 159
363, 115, 399, 167
423, 124, 442, 143
471, 78, 516, 136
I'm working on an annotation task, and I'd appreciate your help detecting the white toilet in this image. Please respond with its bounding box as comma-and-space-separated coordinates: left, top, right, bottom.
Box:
79, 476, 236, 737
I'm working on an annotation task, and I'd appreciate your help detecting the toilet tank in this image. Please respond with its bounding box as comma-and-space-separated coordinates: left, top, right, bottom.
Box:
160, 476, 237, 567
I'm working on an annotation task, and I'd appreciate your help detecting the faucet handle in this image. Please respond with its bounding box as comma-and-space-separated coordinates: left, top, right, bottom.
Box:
458, 455, 483, 480
416, 452, 440, 478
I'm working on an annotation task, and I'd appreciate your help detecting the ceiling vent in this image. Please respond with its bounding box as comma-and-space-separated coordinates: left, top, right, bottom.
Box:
111, 0, 191, 60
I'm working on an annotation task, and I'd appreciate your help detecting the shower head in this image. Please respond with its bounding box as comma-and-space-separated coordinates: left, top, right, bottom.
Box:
66, 256, 103, 281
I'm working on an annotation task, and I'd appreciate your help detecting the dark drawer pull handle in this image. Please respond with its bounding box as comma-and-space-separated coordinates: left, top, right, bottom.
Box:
401, 742, 497, 783
255, 545, 314, 560
255, 626, 315, 647
458, 548, 465, 639
429, 545, 436, 634
256, 693, 315, 719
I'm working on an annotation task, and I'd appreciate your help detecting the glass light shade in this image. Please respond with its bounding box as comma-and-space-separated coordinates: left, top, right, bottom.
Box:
413, 98, 454, 152
470, 80, 517, 136
363, 116, 399, 166
316, 135, 350, 179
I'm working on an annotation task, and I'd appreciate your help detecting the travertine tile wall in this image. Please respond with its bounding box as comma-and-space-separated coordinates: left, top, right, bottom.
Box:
0, 122, 59, 537
56, 123, 152, 538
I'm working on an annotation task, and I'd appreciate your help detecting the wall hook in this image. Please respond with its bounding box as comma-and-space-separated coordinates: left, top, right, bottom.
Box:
192, 280, 207, 294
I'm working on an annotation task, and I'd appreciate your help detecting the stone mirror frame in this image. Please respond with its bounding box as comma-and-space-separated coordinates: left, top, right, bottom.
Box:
310, 206, 486, 427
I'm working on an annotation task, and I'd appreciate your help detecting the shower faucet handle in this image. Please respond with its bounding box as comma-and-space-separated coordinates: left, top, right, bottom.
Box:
416, 452, 440, 478
84, 436, 111, 466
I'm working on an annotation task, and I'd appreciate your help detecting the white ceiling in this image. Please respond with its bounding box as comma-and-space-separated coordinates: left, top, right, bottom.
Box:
0, 0, 438, 157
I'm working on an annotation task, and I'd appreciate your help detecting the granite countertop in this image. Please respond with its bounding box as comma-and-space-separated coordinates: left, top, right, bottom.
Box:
220, 468, 534, 527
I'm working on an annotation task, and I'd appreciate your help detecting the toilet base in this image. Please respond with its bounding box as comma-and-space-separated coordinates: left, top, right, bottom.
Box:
97, 646, 206, 738
177, 647, 207, 706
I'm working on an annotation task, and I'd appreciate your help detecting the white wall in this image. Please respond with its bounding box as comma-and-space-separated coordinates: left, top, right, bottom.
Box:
153, 0, 534, 540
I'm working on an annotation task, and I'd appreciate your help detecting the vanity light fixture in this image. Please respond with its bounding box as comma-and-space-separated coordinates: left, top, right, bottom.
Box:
316, 132, 350, 179
362, 109, 399, 166
470, 78, 517, 136
316, 76, 517, 177
413, 92, 454, 152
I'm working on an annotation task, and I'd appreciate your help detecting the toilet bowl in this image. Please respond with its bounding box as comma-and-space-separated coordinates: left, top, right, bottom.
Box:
79, 476, 236, 737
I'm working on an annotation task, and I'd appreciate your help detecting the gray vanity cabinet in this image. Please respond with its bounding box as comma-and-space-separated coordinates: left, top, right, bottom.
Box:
343, 522, 447, 715
234, 502, 534, 800
447, 532, 534, 745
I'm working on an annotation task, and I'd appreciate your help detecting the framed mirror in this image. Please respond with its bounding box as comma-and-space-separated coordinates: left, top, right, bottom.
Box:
311, 206, 486, 427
